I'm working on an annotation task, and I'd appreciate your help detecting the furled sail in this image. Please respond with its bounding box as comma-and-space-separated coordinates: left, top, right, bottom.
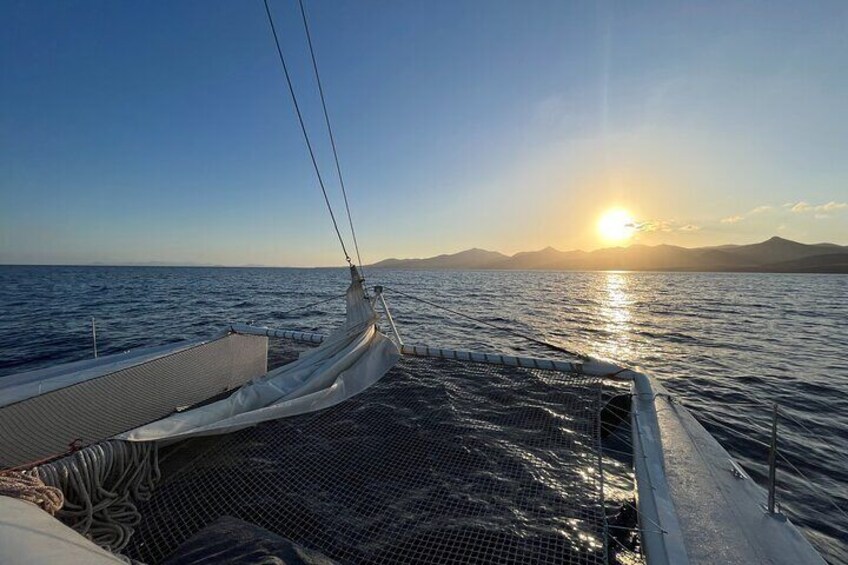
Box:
120, 268, 400, 441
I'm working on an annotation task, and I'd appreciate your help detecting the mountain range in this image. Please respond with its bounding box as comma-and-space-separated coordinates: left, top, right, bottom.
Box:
369, 237, 848, 273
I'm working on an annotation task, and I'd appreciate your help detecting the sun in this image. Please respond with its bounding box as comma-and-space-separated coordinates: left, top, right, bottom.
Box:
598, 209, 636, 243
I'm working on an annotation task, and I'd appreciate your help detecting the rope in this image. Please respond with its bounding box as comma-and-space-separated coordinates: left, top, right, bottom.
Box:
724, 395, 848, 470
774, 446, 848, 522
687, 406, 848, 523
0, 470, 64, 515
262, 0, 352, 266
297, 0, 365, 275
277, 293, 346, 317
33, 440, 161, 552
381, 285, 586, 359
727, 409, 848, 523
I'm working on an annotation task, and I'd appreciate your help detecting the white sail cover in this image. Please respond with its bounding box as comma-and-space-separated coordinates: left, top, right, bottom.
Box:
120, 269, 400, 441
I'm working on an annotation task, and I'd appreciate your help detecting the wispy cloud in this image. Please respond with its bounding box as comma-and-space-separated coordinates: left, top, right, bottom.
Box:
787, 201, 847, 214
720, 205, 772, 224
632, 219, 699, 233
632, 220, 673, 232
717, 200, 846, 229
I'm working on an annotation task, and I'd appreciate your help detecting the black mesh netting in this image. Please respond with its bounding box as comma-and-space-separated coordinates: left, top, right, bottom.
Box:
124, 347, 607, 564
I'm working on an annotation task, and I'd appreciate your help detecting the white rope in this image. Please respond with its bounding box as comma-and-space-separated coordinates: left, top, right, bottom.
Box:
33, 440, 160, 552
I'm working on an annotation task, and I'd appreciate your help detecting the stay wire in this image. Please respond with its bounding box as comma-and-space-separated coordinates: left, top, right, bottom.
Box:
262, 0, 352, 265
381, 285, 586, 360
695, 410, 848, 522
297, 0, 365, 276
278, 293, 347, 317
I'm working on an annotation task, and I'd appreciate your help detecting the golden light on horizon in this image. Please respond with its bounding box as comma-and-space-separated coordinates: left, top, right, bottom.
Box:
597, 209, 636, 243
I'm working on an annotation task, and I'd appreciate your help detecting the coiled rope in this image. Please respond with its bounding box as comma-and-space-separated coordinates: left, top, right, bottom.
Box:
32, 440, 160, 552
0, 470, 64, 514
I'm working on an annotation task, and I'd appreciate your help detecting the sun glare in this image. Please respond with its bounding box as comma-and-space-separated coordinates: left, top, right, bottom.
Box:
598, 209, 636, 243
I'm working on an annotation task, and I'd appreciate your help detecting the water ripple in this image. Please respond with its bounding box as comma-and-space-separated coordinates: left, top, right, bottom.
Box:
0, 266, 845, 561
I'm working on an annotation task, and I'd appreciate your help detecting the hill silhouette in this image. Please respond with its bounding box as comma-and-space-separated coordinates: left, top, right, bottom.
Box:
369, 237, 848, 273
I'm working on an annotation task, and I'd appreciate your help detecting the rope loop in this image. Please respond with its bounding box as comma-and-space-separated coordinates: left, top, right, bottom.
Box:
33, 440, 161, 552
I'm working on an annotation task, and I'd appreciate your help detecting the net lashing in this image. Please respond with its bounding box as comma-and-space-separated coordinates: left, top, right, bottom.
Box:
122, 345, 608, 564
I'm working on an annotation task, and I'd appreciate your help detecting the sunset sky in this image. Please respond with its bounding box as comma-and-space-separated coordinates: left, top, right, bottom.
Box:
2, 0, 847, 266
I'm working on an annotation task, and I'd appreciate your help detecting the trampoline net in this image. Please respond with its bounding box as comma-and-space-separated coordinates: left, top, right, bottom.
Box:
125, 340, 608, 564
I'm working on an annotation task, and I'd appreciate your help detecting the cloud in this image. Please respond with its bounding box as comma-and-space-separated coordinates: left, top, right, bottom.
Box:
633, 219, 674, 232
789, 201, 847, 214
720, 201, 844, 226
631, 221, 655, 232
824, 202, 847, 211
633, 219, 699, 233
720, 205, 772, 224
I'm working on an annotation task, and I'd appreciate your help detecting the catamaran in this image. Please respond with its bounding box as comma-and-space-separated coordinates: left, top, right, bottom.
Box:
0, 2, 831, 564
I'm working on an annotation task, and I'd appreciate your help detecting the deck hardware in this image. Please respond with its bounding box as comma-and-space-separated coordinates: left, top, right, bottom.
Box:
729, 459, 748, 480
373, 287, 403, 346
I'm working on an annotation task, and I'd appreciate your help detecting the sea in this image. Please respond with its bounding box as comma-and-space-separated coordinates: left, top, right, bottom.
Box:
0, 265, 846, 562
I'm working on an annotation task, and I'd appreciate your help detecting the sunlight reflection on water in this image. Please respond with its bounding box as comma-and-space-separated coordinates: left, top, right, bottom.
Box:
596, 272, 634, 362
0, 266, 846, 562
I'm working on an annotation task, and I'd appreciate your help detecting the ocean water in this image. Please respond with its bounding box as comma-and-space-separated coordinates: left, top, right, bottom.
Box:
1, 266, 846, 562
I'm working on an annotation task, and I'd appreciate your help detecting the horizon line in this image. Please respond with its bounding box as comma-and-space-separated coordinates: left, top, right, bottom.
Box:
2, 235, 846, 269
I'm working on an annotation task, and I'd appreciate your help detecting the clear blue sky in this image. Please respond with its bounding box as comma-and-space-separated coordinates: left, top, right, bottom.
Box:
2, 0, 846, 266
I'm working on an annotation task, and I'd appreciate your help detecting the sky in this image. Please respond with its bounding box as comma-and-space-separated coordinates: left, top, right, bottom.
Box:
1, 0, 847, 267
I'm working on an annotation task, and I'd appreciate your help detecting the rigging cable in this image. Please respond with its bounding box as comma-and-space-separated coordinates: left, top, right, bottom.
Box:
297, 0, 365, 275
262, 0, 352, 266
381, 285, 587, 360
277, 292, 347, 317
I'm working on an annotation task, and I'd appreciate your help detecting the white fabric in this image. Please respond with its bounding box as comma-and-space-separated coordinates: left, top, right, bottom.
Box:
0, 496, 124, 564
120, 271, 400, 442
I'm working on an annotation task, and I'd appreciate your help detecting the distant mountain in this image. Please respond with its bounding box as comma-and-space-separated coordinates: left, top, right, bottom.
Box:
370, 248, 510, 270
368, 237, 848, 273
745, 253, 848, 273
505, 247, 588, 270
710, 236, 843, 264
